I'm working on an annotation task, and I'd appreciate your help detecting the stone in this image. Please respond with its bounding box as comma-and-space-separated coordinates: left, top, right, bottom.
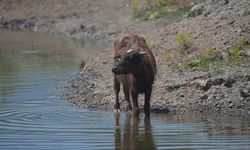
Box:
224, 78, 236, 88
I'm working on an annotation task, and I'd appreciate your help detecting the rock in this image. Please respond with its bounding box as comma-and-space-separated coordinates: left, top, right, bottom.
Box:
201, 78, 225, 91
200, 94, 208, 100
151, 108, 170, 113
186, 4, 204, 17
224, 78, 236, 88
240, 89, 250, 98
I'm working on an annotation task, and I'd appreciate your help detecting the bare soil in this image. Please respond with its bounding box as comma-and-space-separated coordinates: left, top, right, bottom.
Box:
1, 0, 250, 114
0, 0, 164, 43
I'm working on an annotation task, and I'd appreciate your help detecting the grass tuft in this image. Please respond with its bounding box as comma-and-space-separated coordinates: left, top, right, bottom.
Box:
169, 37, 249, 71
175, 32, 192, 52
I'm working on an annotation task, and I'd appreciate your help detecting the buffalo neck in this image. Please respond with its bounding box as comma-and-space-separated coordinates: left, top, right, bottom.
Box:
132, 62, 154, 82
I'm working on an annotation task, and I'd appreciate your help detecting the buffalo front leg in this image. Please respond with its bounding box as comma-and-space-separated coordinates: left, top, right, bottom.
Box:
114, 76, 120, 113
144, 85, 152, 117
123, 85, 132, 113
131, 89, 140, 117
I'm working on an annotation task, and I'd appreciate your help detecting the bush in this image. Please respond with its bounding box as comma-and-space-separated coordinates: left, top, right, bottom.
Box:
131, 0, 141, 10
175, 32, 192, 52
164, 52, 174, 61
147, 39, 156, 49
205, 47, 223, 60
231, 37, 247, 62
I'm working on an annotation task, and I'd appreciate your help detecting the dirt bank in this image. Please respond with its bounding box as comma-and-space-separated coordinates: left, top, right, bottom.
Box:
62, 0, 250, 114
1, 0, 249, 114
0, 0, 164, 43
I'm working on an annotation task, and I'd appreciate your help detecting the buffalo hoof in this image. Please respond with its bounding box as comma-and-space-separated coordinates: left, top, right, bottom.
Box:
126, 105, 132, 112
132, 108, 140, 117
126, 110, 132, 115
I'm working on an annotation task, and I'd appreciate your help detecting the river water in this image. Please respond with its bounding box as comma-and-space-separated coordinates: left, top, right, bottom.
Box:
0, 30, 250, 150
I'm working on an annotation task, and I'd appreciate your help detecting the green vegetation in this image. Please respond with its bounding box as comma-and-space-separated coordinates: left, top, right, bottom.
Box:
172, 57, 224, 71
175, 32, 192, 52
131, 0, 197, 21
131, 0, 141, 10
164, 51, 174, 61
147, 39, 156, 49
169, 38, 249, 71
205, 47, 223, 60
133, 7, 168, 20
231, 37, 247, 62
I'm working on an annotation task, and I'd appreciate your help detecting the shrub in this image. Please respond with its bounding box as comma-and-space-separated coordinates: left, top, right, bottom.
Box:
131, 0, 141, 10
231, 37, 247, 62
164, 52, 174, 61
175, 32, 192, 52
147, 39, 156, 49
155, 0, 166, 7
205, 47, 223, 60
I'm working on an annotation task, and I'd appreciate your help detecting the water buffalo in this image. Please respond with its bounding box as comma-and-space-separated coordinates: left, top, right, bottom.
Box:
112, 30, 156, 117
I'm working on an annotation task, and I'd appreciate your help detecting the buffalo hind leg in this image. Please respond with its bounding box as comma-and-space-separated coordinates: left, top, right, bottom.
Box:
114, 77, 120, 113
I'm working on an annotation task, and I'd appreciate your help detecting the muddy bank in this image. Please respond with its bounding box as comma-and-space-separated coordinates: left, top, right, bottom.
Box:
62, 0, 250, 114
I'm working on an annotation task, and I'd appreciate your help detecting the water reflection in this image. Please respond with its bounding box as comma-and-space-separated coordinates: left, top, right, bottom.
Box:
114, 115, 156, 150
0, 30, 109, 97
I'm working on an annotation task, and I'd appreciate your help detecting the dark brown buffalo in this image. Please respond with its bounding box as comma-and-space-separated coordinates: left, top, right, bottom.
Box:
112, 30, 156, 117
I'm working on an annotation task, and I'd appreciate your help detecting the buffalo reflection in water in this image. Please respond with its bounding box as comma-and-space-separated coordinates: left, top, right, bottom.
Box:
114, 115, 156, 150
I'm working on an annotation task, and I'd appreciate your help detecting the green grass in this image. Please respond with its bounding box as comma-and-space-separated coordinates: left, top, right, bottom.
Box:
204, 47, 223, 60
132, 0, 194, 21
164, 51, 174, 61
133, 6, 192, 21
231, 37, 248, 62
172, 58, 217, 71
133, 7, 168, 21
131, 0, 141, 10
170, 38, 249, 71
147, 39, 156, 49
175, 32, 192, 52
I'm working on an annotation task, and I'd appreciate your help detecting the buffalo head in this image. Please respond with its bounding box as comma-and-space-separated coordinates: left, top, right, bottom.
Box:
112, 50, 146, 74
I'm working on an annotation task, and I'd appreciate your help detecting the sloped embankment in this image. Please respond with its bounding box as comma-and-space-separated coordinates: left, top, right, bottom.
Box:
64, 0, 250, 113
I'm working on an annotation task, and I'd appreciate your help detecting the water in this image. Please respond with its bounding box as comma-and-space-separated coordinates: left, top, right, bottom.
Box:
0, 30, 250, 150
